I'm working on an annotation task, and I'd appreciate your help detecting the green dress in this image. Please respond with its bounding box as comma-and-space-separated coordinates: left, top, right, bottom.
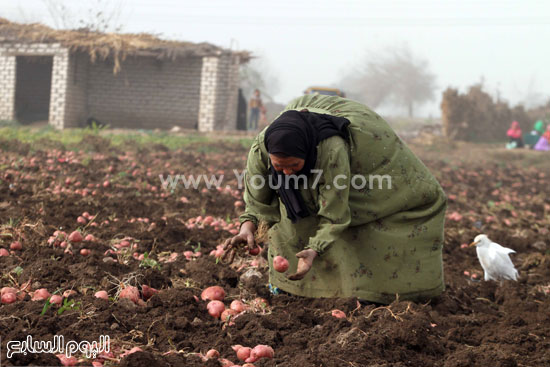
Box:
240, 95, 447, 304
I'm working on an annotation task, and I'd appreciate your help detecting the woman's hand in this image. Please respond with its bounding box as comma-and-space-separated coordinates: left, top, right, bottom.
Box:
287, 249, 318, 280
222, 221, 257, 263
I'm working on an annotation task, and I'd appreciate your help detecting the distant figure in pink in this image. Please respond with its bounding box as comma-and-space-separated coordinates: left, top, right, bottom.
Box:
506, 121, 524, 148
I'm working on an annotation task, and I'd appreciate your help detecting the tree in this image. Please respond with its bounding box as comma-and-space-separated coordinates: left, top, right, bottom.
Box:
341, 45, 436, 117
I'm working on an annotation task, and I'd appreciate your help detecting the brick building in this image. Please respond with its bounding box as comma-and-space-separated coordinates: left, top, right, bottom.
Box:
0, 18, 249, 131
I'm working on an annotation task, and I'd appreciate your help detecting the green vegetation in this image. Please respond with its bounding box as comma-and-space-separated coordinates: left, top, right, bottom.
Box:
0, 125, 254, 152
139, 251, 161, 271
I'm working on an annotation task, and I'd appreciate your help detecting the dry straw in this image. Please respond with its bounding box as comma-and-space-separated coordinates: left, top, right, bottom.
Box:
0, 17, 250, 74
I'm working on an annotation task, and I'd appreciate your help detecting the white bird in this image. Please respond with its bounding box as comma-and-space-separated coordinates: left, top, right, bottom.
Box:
469, 234, 518, 281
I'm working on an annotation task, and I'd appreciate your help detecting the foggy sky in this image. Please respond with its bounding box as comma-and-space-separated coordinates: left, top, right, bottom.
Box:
4, 0, 550, 117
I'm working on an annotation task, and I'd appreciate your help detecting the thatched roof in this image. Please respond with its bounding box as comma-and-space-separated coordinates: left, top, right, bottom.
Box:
0, 18, 250, 73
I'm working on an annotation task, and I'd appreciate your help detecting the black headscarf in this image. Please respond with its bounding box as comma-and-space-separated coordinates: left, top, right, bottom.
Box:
264, 110, 350, 222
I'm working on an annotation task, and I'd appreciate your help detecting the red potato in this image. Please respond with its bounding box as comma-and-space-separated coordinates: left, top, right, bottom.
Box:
1, 292, 17, 304
205, 349, 220, 359
248, 245, 260, 256
119, 286, 140, 304
120, 346, 143, 358
273, 256, 289, 272
236, 346, 252, 361
331, 309, 347, 319
231, 345, 243, 352
0, 248, 9, 256
201, 286, 225, 301
84, 234, 96, 242
252, 297, 269, 309
203, 216, 214, 225
32, 288, 51, 301
207, 300, 225, 318
246, 345, 274, 362
1, 287, 18, 296
77, 216, 87, 224
183, 251, 194, 260
80, 249, 91, 256
220, 308, 238, 321
68, 231, 83, 243
242, 364, 256, 367
118, 240, 130, 248
56, 354, 78, 366
10, 241, 22, 250
103, 180, 110, 188
230, 300, 247, 313
141, 285, 158, 300
53, 230, 67, 239
63, 290, 77, 298
95, 290, 109, 300
50, 295, 63, 305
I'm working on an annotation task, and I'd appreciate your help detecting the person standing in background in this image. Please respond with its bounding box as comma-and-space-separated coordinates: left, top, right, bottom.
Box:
248, 89, 263, 131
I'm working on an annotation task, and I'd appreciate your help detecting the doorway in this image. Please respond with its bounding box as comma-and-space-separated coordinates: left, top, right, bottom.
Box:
14, 56, 53, 124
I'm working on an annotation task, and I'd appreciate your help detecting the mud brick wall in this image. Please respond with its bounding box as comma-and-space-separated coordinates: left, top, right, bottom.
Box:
87, 56, 203, 129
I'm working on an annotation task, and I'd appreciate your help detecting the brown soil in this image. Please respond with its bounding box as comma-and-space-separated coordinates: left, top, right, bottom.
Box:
0, 138, 549, 366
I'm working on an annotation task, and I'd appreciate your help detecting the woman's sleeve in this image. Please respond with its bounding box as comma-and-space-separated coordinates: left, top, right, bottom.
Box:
239, 139, 281, 226
306, 138, 352, 254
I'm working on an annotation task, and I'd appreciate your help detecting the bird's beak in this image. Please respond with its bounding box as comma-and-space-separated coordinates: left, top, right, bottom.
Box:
469, 241, 480, 247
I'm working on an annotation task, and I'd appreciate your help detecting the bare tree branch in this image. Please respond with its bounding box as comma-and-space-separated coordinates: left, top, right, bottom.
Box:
41, 0, 126, 32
